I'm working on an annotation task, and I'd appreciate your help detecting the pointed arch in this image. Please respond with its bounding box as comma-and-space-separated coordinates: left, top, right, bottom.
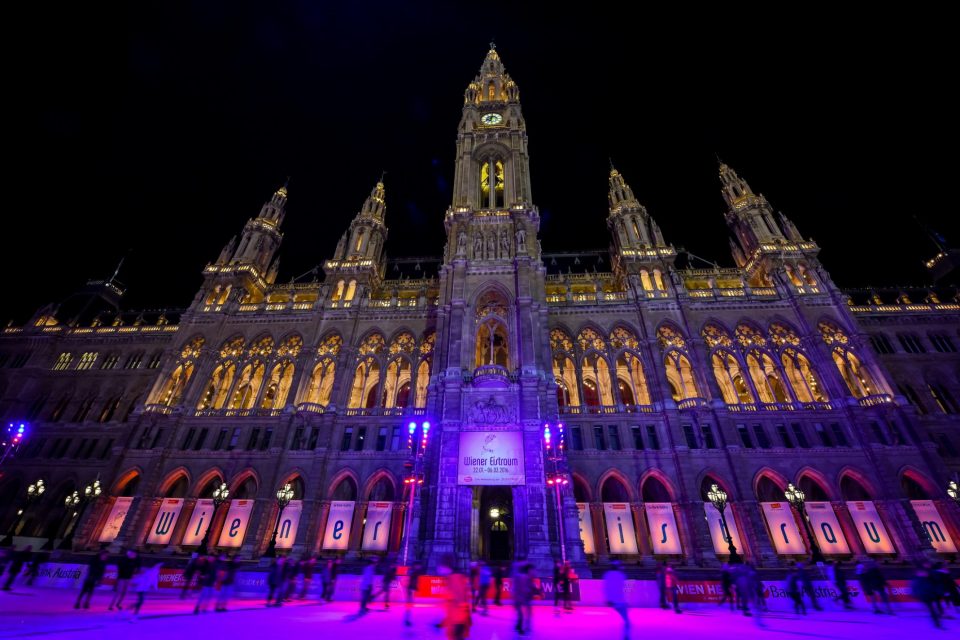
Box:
277, 470, 308, 500
753, 468, 789, 501
572, 474, 593, 502
838, 468, 876, 501
362, 470, 398, 502
380, 355, 413, 408
111, 467, 143, 497
576, 324, 608, 353
597, 469, 635, 502
157, 467, 192, 497
639, 469, 678, 502
796, 468, 834, 501
899, 467, 937, 500
228, 468, 261, 499
698, 472, 734, 501
328, 469, 360, 501
192, 467, 227, 497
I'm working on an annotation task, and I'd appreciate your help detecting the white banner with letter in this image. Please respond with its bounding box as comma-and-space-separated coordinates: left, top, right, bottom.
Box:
217, 499, 254, 548
457, 431, 525, 485
760, 502, 806, 554
577, 503, 595, 554
181, 499, 214, 546
146, 498, 184, 545
911, 500, 957, 553
98, 497, 134, 543
362, 502, 393, 551
275, 500, 303, 550
645, 502, 683, 554
704, 503, 744, 556
603, 503, 638, 554
322, 501, 356, 550
846, 501, 895, 554
805, 502, 850, 555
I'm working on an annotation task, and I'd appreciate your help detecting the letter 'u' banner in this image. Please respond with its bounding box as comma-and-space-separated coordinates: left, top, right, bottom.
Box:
217, 500, 254, 548
275, 500, 303, 550
362, 502, 393, 551
603, 503, 638, 554
846, 501, 895, 554
146, 498, 184, 545
576, 503, 595, 554
322, 501, 356, 550
98, 497, 134, 543
181, 499, 214, 546
645, 503, 682, 554
805, 502, 850, 555
910, 500, 957, 553
704, 503, 744, 556
760, 502, 806, 555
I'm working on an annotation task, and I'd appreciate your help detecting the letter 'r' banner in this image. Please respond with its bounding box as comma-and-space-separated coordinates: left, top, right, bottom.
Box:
217, 500, 254, 548
275, 500, 303, 550
362, 502, 393, 551
845, 501, 895, 554
910, 500, 957, 553
760, 502, 806, 555
805, 502, 850, 555
322, 501, 356, 550
146, 498, 184, 545
576, 503, 595, 554
603, 503, 638, 554
645, 503, 682, 554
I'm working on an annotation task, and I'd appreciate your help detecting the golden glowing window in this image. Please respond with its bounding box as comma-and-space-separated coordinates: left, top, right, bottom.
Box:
247, 336, 275, 358
419, 332, 436, 355
577, 327, 607, 353
180, 336, 205, 360
769, 323, 801, 348
609, 326, 639, 351
735, 323, 766, 348
702, 324, 733, 349
276, 335, 303, 358
358, 333, 386, 356
550, 328, 574, 352
219, 337, 244, 359
818, 321, 850, 345
389, 332, 416, 355
657, 325, 686, 350
318, 333, 343, 356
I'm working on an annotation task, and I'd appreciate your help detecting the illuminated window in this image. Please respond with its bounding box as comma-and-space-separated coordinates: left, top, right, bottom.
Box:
100, 354, 120, 370
76, 352, 99, 371
52, 353, 73, 371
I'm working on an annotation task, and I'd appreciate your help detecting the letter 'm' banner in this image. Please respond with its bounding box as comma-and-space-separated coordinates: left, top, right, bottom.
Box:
603, 502, 638, 554
322, 501, 356, 550
645, 502, 683, 554
846, 501, 895, 554
805, 502, 850, 555
910, 500, 957, 553
146, 498, 184, 545
576, 503, 595, 554
760, 502, 807, 554
275, 500, 303, 550
217, 499, 254, 548
98, 497, 134, 543
704, 502, 744, 556
362, 502, 393, 551
181, 499, 214, 546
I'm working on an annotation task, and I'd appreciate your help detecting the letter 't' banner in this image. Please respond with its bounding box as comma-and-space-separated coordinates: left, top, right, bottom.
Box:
845, 501, 896, 554
704, 503, 744, 556
322, 501, 356, 550
180, 499, 214, 546
910, 500, 957, 553
760, 502, 807, 554
98, 497, 134, 543
146, 498, 184, 545
805, 502, 850, 555
576, 503, 595, 554
645, 502, 683, 554
603, 503, 638, 554
275, 500, 303, 550
362, 502, 393, 551
217, 499, 254, 548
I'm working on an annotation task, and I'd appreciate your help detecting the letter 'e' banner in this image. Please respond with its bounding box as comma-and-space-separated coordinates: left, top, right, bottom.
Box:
322, 501, 356, 550
275, 500, 302, 550
217, 500, 254, 548
645, 503, 682, 554
362, 502, 393, 551
603, 503, 638, 554
805, 502, 850, 555
910, 500, 957, 553
98, 497, 134, 543
760, 502, 806, 555
704, 502, 744, 556
146, 498, 184, 545
576, 503, 595, 554
846, 501, 895, 554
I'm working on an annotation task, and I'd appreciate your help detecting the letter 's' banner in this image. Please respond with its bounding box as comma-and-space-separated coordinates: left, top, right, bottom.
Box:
603, 502, 638, 554
98, 497, 134, 543
846, 501, 896, 554
275, 500, 303, 550
576, 503, 595, 554
146, 498, 184, 545
910, 500, 957, 553
322, 501, 356, 550
704, 502, 744, 556
805, 502, 850, 555
760, 502, 806, 554
457, 431, 525, 485
645, 502, 683, 554
181, 499, 214, 546
217, 499, 254, 548
362, 502, 393, 551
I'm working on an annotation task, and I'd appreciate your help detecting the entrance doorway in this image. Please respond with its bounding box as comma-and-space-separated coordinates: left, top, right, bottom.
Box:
479, 486, 514, 561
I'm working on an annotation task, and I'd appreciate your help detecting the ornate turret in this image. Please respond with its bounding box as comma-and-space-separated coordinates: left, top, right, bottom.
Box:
323, 178, 389, 304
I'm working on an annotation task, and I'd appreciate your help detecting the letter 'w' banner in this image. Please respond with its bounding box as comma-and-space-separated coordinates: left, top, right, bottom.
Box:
760, 502, 806, 554
603, 503, 638, 554
98, 497, 134, 543
181, 499, 214, 546
576, 503, 595, 554
218, 500, 254, 548
846, 501, 895, 554
911, 500, 957, 553
323, 501, 356, 550
362, 502, 393, 551
704, 503, 744, 556
275, 500, 302, 550
805, 502, 850, 555
645, 503, 682, 554
147, 499, 184, 545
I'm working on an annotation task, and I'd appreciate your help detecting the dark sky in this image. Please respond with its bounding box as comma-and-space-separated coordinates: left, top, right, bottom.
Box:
6, 4, 955, 323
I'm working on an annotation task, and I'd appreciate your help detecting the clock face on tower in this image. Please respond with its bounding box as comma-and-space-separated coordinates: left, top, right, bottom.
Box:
481, 113, 503, 126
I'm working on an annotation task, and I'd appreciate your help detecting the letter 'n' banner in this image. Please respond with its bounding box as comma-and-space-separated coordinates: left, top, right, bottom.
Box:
846, 501, 895, 554
603, 503, 638, 554
805, 502, 850, 555
322, 501, 356, 550
704, 503, 744, 556
645, 503, 682, 554
146, 498, 184, 545
275, 500, 302, 550
181, 499, 214, 546
217, 500, 254, 548
98, 497, 134, 543
911, 500, 957, 553
576, 503, 595, 554
362, 502, 393, 551
760, 502, 806, 554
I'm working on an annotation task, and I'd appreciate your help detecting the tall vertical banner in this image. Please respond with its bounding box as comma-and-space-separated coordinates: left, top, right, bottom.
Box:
322, 501, 356, 550
362, 502, 393, 551
98, 497, 134, 543
576, 503, 595, 554
805, 502, 850, 555
146, 498, 184, 545
275, 500, 303, 550
181, 499, 214, 546
760, 502, 807, 554
603, 503, 638, 554
217, 500, 254, 548
645, 503, 683, 554
846, 501, 896, 554
704, 503, 744, 556
911, 500, 957, 553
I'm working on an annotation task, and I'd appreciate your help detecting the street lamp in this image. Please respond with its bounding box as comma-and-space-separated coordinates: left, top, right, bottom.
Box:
784, 483, 825, 564
59, 479, 102, 549
265, 483, 295, 557
402, 420, 430, 566
544, 422, 569, 563
198, 482, 229, 555
706, 483, 741, 563
2, 479, 45, 547
948, 480, 959, 507
0, 422, 28, 467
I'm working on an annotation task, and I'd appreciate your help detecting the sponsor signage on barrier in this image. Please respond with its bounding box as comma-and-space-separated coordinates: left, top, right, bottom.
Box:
576, 503, 595, 554
322, 501, 356, 550
760, 502, 806, 554
603, 503, 639, 554
846, 501, 895, 554
361, 502, 393, 551
416, 577, 581, 601
805, 502, 850, 555
910, 500, 957, 553
98, 497, 133, 543
457, 431, 525, 485
645, 503, 682, 555
181, 499, 214, 546
146, 498, 185, 545
704, 503, 744, 556
275, 500, 303, 550
217, 499, 254, 548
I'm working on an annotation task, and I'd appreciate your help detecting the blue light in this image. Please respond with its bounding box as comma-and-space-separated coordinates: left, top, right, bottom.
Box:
408, 421, 417, 434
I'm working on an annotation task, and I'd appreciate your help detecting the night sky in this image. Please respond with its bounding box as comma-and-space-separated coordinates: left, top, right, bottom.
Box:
5, 4, 955, 323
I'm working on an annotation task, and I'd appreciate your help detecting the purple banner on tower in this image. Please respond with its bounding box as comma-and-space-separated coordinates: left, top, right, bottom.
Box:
457, 431, 525, 485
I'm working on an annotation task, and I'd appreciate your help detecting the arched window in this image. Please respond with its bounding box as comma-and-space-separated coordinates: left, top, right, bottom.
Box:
744, 350, 786, 403
259, 335, 302, 410
712, 351, 753, 404
901, 474, 930, 500
840, 474, 872, 501
228, 362, 265, 409
197, 336, 244, 410
414, 358, 430, 408
232, 475, 258, 499
479, 159, 505, 209
302, 333, 342, 406
348, 357, 381, 409
798, 475, 830, 501
581, 352, 615, 406
600, 476, 630, 502
658, 327, 699, 402
332, 280, 345, 302
368, 476, 395, 502
157, 363, 194, 407
819, 321, 881, 399
781, 349, 828, 403
755, 475, 783, 502
344, 280, 357, 302
381, 357, 413, 408
476, 320, 509, 367
641, 476, 672, 502
332, 476, 358, 501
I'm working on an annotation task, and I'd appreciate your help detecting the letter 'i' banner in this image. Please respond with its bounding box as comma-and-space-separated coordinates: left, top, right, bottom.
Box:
760, 502, 807, 554
98, 497, 134, 543
322, 501, 356, 550
804, 502, 850, 555
362, 502, 393, 551
181, 499, 214, 546
217, 500, 254, 548
645, 503, 683, 554
910, 500, 957, 553
704, 503, 744, 556
846, 501, 896, 554
275, 500, 303, 550
146, 499, 184, 545
603, 503, 638, 554
576, 503, 595, 554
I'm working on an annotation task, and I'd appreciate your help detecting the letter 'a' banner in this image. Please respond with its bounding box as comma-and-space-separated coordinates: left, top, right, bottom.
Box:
146, 498, 184, 545
322, 501, 356, 550
704, 503, 744, 556
760, 502, 806, 554
846, 501, 896, 554
805, 502, 850, 555
911, 500, 957, 553
275, 500, 303, 550
603, 503, 638, 554
98, 497, 134, 543
362, 502, 393, 551
181, 499, 214, 546
217, 500, 254, 548
645, 503, 683, 554
576, 503, 595, 554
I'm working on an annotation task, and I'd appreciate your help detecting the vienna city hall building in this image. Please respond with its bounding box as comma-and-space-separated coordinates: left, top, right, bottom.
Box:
2, 47, 959, 573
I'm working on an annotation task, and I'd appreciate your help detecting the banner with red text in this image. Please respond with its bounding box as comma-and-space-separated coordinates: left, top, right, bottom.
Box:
846, 501, 895, 554
760, 502, 806, 554
704, 503, 744, 556
146, 498, 184, 545
322, 501, 355, 550
645, 502, 682, 554
805, 502, 850, 555
217, 499, 254, 548
98, 497, 133, 543
577, 503, 595, 554
180, 499, 214, 546
362, 502, 393, 551
275, 500, 303, 550
603, 503, 638, 554
910, 500, 957, 553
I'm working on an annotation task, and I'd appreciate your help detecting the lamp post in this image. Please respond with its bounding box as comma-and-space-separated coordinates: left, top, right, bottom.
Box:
784, 483, 825, 564
0, 422, 28, 467
60, 478, 102, 549
706, 483, 741, 563
198, 482, 229, 555
2, 479, 45, 547
948, 480, 959, 507
265, 483, 295, 558
402, 420, 430, 566
544, 422, 569, 564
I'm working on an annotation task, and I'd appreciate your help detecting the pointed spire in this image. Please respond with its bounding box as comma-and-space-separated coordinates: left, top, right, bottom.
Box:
467, 43, 517, 104
608, 164, 639, 212
360, 177, 387, 223
718, 162, 756, 208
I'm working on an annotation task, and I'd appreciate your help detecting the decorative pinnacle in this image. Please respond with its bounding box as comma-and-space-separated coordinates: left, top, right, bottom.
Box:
489, 40, 496, 50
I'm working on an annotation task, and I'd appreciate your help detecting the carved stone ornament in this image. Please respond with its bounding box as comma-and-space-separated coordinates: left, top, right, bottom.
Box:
467, 395, 517, 425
